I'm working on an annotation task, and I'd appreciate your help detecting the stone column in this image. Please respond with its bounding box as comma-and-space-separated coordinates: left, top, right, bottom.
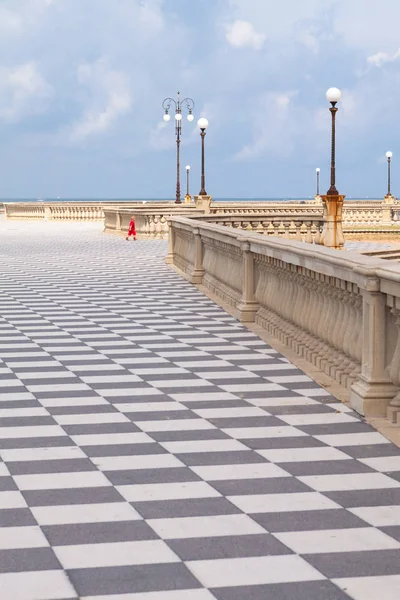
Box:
191, 228, 205, 284
387, 308, 400, 423
115, 211, 121, 232
382, 194, 394, 226
165, 220, 175, 265
320, 194, 345, 249
237, 241, 259, 323
350, 287, 396, 416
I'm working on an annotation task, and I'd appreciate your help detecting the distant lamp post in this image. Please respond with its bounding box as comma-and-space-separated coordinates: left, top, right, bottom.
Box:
316, 168, 320, 196
198, 117, 209, 196
386, 151, 393, 198
185, 165, 191, 203
320, 87, 345, 249
162, 92, 195, 204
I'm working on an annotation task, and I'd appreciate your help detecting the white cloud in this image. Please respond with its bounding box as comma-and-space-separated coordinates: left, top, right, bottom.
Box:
70, 60, 132, 141
226, 20, 266, 50
0, 62, 53, 122
367, 48, 400, 67
139, 0, 164, 31
235, 91, 298, 160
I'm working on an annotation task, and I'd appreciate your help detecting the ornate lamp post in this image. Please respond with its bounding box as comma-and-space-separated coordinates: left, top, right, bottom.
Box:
320, 87, 345, 249
185, 165, 191, 203
386, 151, 393, 198
197, 117, 209, 196
162, 92, 195, 204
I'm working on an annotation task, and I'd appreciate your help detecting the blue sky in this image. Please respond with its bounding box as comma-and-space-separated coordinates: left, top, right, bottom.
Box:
1, 0, 400, 199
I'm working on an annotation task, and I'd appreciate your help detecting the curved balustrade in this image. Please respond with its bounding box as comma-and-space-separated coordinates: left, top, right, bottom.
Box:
168, 216, 400, 422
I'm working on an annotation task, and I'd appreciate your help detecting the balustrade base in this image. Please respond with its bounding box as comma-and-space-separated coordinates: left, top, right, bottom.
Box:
387, 405, 400, 424
236, 301, 260, 323
190, 269, 205, 285
350, 377, 397, 417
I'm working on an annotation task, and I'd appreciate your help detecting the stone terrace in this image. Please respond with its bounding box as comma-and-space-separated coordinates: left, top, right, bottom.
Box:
0, 218, 400, 600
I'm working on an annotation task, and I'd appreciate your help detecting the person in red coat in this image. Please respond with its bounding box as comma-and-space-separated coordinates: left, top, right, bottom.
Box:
126, 217, 137, 241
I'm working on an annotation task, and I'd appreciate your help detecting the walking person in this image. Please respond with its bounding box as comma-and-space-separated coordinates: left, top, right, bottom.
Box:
126, 216, 137, 241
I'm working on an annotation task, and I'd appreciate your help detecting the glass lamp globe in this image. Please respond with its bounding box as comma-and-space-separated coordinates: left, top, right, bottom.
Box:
187, 113, 194, 122
386, 151, 393, 159
198, 117, 209, 129
316, 168, 320, 173
163, 113, 171, 122
186, 165, 191, 171
175, 113, 182, 121
326, 87, 342, 103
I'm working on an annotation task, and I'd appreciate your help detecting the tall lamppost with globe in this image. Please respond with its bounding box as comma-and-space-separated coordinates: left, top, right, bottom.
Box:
197, 117, 209, 196
320, 87, 345, 249
162, 92, 194, 204
315, 167, 322, 204
386, 151, 393, 199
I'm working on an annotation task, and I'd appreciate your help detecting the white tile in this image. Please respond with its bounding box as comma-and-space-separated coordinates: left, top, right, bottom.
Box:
138, 419, 216, 432
333, 575, 400, 600
349, 506, 400, 527
80, 375, 142, 384
14, 471, 112, 491
0, 570, 77, 600
54, 413, 130, 425
0, 526, 49, 550
0, 393, 35, 402
148, 379, 213, 388
71, 432, 154, 446
114, 402, 187, 413
100, 388, 163, 397
228, 492, 340, 514
92, 454, 184, 471
315, 432, 391, 447
1, 446, 87, 462
17, 371, 76, 379
257, 446, 351, 463
148, 514, 264, 540
277, 413, 358, 426
0, 379, 24, 387
0, 425, 66, 439
27, 383, 91, 392
223, 426, 307, 439
197, 371, 257, 380
220, 383, 285, 392
191, 463, 291, 481
359, 456, 400, 472
169, 392, 238, 402
67, 364, 125, 371
54, 540, 179, 569
187, 555, 324, 588
0, 491, 28, 509
275, 527, 400, 554
0, 407, 49, 418
294, 388, 332, 397
31, 502, 141, 526
193, 407, 268, 419
175, 360, 233, 368
159, 439, 248, 454
40, 396, 109, 407
117, 481, 220, 502
130, 368, 189, 375
299, 473, 400, 492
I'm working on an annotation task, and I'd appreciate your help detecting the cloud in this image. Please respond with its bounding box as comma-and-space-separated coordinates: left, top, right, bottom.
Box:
226, 20, 266, 50
0, 62, 53, 122
235, 91, 298, 160
69, 60, 132, 142
367, 48, 400, 67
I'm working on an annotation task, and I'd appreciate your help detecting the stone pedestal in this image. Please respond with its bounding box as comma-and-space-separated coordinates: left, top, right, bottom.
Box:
194, 195, 212, 214
165, 220, 174, 265
190, 228, 205, 284
320, 194, 345, 249
314, 194, 322, 205
184, 194, 192, 204
236, 242, 259, 323
350, 290, 396, 416
382, 194, 394, 226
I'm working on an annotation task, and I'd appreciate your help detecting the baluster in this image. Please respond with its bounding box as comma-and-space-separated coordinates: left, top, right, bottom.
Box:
387, 308, 400, 423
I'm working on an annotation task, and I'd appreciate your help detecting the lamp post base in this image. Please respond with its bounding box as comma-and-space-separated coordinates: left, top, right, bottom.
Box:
184, 194, 192, 204
320, 194, 345, 249
194, 195, 212, 214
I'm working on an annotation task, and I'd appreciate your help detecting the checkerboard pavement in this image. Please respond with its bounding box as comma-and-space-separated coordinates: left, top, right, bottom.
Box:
1, 218, 400, 600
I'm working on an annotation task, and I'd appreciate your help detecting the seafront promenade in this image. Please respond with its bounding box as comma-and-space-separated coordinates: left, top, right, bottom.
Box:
1, 218, 400, 599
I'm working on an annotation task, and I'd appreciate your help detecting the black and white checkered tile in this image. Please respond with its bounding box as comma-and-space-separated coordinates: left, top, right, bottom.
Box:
1, 219, 400, 600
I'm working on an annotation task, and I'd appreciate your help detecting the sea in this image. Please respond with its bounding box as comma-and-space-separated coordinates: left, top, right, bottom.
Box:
0, 197, 380, 203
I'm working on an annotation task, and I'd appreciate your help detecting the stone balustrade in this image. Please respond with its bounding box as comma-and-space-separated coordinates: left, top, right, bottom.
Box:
103, 206, 203, 238
167, 216, 400, 423
4, 202, 105, 221
196, 214, 324, 244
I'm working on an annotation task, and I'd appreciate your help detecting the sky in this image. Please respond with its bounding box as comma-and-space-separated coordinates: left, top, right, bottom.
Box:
1, 0, 400, 199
